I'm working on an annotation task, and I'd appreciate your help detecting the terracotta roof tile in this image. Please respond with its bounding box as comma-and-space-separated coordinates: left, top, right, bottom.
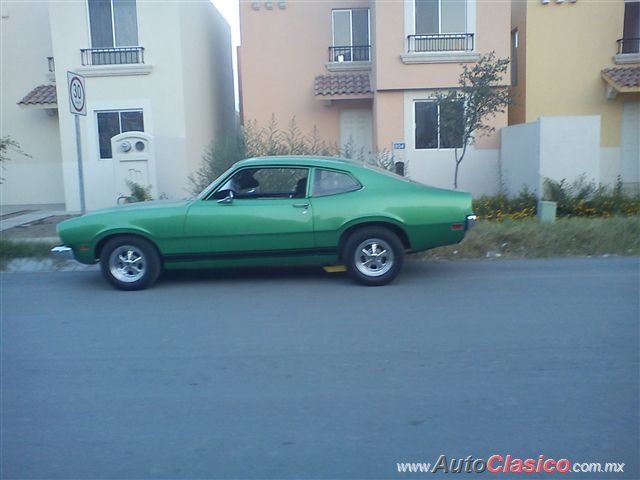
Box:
601, 66, 640, 89
314, 73, 372, 96
18, 84, 57, 106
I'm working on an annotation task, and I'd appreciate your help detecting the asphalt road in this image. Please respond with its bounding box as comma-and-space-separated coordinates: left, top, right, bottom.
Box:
1, 258, 638, 479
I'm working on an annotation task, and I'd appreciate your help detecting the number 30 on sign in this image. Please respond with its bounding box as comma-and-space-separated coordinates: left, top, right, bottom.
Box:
67, 72, 86, 116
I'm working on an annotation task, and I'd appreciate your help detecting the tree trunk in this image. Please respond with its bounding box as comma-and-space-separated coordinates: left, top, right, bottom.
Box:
453, 142, 468, 189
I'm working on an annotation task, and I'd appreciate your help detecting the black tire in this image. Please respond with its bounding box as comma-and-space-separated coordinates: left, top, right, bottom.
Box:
99, 235, 162, 291
343, 227, 405, 286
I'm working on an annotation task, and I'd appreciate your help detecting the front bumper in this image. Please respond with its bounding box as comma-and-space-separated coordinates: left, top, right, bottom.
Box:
51, 245, 74, 260
466, 214, 478, 231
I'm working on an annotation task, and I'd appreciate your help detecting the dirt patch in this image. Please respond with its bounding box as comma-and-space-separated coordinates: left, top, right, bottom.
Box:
2, 215, 78, 240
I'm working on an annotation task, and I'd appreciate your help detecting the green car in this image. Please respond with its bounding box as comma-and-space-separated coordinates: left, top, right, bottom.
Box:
53, 156, 476, 290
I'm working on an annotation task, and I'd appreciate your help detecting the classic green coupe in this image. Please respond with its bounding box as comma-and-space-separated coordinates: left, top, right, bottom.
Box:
53, 156, 476, 290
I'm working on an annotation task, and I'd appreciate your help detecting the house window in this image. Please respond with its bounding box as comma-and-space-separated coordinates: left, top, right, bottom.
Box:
97, 110, 144, 159
88, 0, 138, 48
415, 100, 464, 150
409, 0, 472, 52
621, 1, 640, 54
415, 0, 466, 35
331, 9, 370, 61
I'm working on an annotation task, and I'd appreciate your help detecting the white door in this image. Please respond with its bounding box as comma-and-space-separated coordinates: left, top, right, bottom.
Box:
340, 109, 373, 160
620, 101, 640, 188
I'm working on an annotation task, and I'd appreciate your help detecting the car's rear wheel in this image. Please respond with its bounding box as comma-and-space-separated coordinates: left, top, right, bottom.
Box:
343, 227, 404, 286
99, 236, 161, 291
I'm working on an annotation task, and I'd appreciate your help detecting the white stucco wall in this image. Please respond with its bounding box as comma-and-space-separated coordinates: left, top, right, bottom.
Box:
180, 2, 235, 187
0, 2, 64, 206
539, 116, 601, 187
502, 115, 604, 197
47, 0, 234, 211
500, 121, 540, 195
619, 101, 639, 191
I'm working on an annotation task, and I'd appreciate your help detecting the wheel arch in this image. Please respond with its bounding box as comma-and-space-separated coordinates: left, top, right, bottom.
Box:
94, 231, 162, 263
338, 221, 411, 259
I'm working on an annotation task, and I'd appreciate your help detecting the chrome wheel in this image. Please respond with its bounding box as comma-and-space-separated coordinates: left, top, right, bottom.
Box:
109, 245, 146, 283
354, 238, 394, 278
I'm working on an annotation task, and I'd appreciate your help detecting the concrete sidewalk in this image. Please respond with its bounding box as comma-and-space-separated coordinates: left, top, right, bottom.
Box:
0, 204, 70, 232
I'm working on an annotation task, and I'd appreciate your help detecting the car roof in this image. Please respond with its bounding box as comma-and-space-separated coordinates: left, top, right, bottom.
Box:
235, 156, 365, 171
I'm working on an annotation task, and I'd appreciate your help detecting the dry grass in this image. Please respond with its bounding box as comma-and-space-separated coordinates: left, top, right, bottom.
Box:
417, 216, 640, 260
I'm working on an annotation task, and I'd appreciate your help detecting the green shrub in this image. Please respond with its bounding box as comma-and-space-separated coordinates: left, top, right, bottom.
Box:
474, 178, 639, 220
473, 186, 537, 221
543, 176, 639, 217
125, 181, 154, 202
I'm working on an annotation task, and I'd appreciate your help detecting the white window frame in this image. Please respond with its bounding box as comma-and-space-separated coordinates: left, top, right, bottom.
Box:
95, 108, 144, 160
86, 0, 139, 49
405, 0, 476, 40
413, 98, 464, 151
414, 0, 468, 35
331, 8, 371, 49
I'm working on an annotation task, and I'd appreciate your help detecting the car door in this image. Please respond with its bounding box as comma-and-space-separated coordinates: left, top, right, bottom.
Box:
308, 167, 364, 248
184, 167, 314, 257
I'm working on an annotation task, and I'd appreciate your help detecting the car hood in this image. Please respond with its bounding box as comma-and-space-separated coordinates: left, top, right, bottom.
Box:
90, 198, 193, 215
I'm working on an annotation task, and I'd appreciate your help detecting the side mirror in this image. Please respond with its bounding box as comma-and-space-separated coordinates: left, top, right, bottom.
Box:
216, 189, 235, 204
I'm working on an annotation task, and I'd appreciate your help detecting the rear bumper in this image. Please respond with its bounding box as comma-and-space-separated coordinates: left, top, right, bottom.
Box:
51, 245, 74, 260
466, 214, 478, 231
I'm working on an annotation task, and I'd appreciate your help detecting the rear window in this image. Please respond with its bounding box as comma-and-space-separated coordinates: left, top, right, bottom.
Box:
313, 169, 361, 197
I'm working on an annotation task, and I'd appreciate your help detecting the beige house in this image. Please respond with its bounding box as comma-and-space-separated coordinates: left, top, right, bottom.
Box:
503, 0, 639, 194
1, 0, 235, 211
239, 0, 511, 196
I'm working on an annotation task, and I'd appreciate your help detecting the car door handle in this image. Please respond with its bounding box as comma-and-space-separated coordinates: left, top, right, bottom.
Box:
293, 202, 310, 209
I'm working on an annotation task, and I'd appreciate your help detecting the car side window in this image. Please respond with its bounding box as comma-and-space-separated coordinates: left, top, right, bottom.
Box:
216, 168, 308, 199
313, 169, 361, 197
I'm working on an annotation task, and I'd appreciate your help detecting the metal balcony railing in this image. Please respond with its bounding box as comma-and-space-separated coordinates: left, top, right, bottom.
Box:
407, 33, 474, 53
47, 56, 55, 72
80, 47, 145, 66
328, 45, 371, 62
617, 37, 640, 54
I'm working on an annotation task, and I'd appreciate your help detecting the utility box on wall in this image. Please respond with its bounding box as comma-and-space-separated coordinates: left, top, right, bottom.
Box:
110, 132, 158, 202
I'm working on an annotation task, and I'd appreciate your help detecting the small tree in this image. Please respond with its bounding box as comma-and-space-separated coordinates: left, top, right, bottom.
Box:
435, 52, 511, 189
0, 136, 30, 183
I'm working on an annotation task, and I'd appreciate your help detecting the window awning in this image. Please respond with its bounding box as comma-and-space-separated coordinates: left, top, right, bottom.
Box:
601, 66, 640, 100
17, 84, 57, 109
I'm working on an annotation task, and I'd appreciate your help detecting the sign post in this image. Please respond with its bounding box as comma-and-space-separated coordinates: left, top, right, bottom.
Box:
67, 72, 87, 214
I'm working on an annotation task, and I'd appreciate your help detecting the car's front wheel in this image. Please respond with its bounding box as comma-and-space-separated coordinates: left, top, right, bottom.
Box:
99, 236, 161, 291
343, 227, 404, 286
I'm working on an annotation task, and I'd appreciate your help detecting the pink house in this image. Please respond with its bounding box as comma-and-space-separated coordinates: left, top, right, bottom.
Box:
239, 0, 510, 195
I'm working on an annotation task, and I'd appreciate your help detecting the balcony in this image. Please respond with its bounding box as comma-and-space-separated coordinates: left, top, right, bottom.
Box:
401, 33, 479, 65
80, 47, 145, 66
407, 33, 474, 53
329, 45, 371, 62
614, 38, 640, 65
326, 45, 371, 72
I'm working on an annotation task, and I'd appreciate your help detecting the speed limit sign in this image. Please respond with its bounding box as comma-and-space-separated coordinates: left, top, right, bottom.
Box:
67, 71, 86, 116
